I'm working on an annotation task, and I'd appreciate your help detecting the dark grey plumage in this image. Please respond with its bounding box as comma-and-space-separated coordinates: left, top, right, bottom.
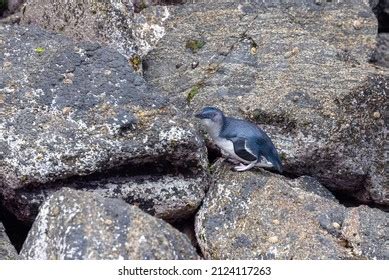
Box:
195, 106, 283, 173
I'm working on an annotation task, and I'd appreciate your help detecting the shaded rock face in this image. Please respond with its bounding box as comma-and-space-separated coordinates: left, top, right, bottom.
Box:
0, 0, 24, 17
0, 222, 19, 260
20, 188, 199, 260
0, 24, 208, 223
143, 0, 388, 206
11, 173, 206, 223
371, 0, 389, 32
195, 162, 389, 260
371, 33, 389, 67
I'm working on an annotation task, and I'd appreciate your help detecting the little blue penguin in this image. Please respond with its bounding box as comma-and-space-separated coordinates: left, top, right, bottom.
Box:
195, 106, 283, 173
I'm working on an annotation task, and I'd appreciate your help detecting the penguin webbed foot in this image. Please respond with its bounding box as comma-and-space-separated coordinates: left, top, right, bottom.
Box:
233, 161, 256, 172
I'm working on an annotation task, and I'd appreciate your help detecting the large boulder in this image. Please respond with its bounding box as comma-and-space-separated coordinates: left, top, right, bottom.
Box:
20, 188, 199, 260
143, 0, 388, 206
20, 0, 173, 72
0, 222, 19, 260
195, 161, 389, 260
0, 24, 208, 223
11, 174, 207, 223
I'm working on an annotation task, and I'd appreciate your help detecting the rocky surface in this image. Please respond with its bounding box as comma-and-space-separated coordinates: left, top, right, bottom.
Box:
0, 24, 208, 223
20, 0, 173, 72
11, 173, 206, 223
20, 188, 199, 260
371, 33, 389, 67
195, 161, 389, 260
0, 222, 19, 260
0, 0, 388, 261
143, 0, 388, 206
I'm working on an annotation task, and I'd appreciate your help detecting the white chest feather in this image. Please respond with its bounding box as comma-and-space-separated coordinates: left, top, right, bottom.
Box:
214, 137, 251, 164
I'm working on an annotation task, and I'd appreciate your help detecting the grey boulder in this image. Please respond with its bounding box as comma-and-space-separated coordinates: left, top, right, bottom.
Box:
0, 24, 208, 223
143, 0, 388, 206
20, 188, 200, 260
0, 222, 19, 260
195, 161, 389, 260
21, 0, 173, 72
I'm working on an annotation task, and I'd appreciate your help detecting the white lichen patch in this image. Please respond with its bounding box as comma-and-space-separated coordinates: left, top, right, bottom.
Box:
133, 6, 170, 56
159, 126, 189, 142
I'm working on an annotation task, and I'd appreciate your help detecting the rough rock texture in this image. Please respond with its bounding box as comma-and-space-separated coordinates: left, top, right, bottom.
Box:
0, 222, 19, 260
21, 0, 137, 58
195, 161, 389, 260
12, 174, 206, 223
0, 24, 208, 223
21, 0, 172, 71
20, 188, 200, 260
371, 33, 389, 67
143, 0, 388, 206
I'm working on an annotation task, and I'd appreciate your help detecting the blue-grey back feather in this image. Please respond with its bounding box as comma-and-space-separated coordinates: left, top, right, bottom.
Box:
221, 117, 283, 173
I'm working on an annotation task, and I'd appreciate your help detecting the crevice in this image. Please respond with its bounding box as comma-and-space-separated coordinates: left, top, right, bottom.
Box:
0, 199, 31, 253
371, 0, 389, 33
171, 211, 203, 258
133, 0, 186, 13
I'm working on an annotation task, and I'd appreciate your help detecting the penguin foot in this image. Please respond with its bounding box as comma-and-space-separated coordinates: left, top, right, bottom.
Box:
234, 161, 256, 172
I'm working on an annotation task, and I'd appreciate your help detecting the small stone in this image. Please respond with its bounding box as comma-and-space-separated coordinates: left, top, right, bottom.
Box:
62, 107, 72, 115
63, 78, 73, 84
353, 20, 362, 30
104, 219, 113, 225
3, 61, 12, 68
250, 46, 257, 55
332, 222, 340, 229
272, 219, 280, 225
268, 236, 279, 244
373, 111, 381, 119
50, 206, 60, 217
191, 61, 199, 69
104, 70, 112, 76
284, 47, 299, 58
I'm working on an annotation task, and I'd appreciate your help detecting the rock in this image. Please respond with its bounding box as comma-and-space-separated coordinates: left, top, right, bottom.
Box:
195, 161, 389, 259
0, 24, 208, 223
20, 0, 172, 70
143, 0, 388, 206
342, 206, 389, 259
21, 0, 137, 59
20, 188, 199, 260
0, 0, 24, 17
0, 222, 19, 260
371, 33, 389, 67
11, 174, 207, 223
371, 0, 389, 32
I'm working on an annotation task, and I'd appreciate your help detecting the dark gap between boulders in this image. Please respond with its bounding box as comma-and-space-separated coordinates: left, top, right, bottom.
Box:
171, 213, 203, 258
372, 0, 389, 33
133, 0, 186, 13
0, 158, 203, 251
0, 200, 31, 253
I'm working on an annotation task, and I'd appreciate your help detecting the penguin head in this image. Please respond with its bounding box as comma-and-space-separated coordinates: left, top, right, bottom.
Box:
195, 107, 225, 135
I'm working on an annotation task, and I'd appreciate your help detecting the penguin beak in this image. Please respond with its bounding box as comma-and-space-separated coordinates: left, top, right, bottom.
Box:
195, 112, 205, 119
